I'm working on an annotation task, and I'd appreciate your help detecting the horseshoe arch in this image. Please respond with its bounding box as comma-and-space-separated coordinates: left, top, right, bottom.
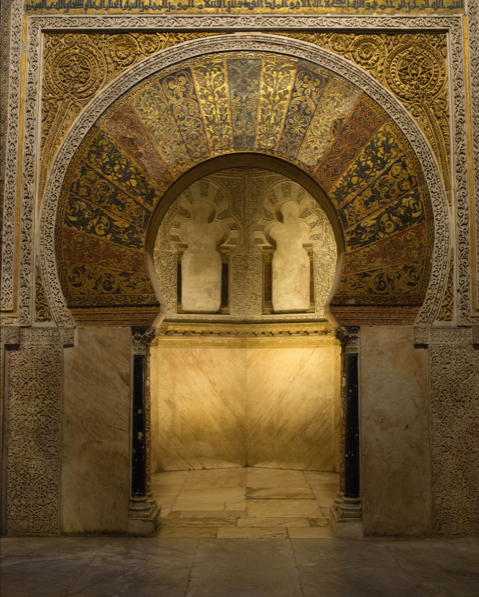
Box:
39, 34, 450, 328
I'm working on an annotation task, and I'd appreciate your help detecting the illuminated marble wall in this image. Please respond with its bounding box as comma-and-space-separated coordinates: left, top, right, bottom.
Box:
150, 344, 340, 473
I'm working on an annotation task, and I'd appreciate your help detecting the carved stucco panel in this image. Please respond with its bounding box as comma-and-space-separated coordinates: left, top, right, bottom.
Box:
4, 328, 63, 535
430, 343, 479, 535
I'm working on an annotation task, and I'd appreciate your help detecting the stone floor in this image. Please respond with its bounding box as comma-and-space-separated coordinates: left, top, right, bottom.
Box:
1, 535, 477, 597
152, 467, 338, 538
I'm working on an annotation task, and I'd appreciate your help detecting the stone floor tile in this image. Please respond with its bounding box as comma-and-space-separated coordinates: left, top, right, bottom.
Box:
308, 517, 330, 527
92, 537, 198, 569
320, 507, 331, 518
288, 526, 332, 538
67, 563, 192, 597
1, 558, 91, 597
298, 565, 424, 597
384, 539, 479, 597
246, 487, 315, 499
237, 517, 311, 527
158, 527, 218, 538
160, 516, 237, 527
248, 499, 322, 518
183, 468, 246, 489
187, 539, 303, 596
217, 527, 288, 538
172, 488, 245, 511
313, 490, 338, 507
292, 538, 398, 570
2, 537, 107, 563
246, 468, 310, 488
176, 510, 247, 518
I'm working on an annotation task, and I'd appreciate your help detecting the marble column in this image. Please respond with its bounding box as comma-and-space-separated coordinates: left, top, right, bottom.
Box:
128, 327, 160, 536
330, 327, 364, 539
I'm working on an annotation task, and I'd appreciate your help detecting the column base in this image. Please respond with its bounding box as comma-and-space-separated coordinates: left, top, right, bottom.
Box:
128, 493, 160, 536
329, 494, 364, 539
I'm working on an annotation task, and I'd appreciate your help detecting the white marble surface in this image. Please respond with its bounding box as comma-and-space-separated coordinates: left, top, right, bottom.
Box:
179, 200, 228, 313
3, 536, 477, 597
360, 326, 431, 536
247, 346, 340, 471
150, 467, 338, 538
62, 327, 132, 534
151, 346, 247, 471
151, 345, 340, 473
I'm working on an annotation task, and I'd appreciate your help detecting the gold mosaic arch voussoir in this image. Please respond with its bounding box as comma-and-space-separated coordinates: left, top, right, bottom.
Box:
41, 36, 447, 328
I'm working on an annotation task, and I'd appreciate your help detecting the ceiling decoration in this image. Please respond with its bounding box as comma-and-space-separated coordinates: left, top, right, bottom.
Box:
55, 50, 434, 322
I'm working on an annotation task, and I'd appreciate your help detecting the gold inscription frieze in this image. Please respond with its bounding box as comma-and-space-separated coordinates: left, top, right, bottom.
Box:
27, 0, 464, 15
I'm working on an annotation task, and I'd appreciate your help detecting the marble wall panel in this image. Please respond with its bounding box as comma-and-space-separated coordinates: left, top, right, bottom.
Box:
62, 327, 131, 534
360, 326, 431, 536
150, 345, 340, 473
151, 347, 247, 471
246, 346, 340, 472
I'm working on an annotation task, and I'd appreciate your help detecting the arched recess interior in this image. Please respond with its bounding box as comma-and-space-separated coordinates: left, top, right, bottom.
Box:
45, 40, 445, 327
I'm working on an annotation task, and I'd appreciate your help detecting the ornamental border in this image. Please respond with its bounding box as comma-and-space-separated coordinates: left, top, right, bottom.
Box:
39, 31, 449, 326
1, 12, 474, 326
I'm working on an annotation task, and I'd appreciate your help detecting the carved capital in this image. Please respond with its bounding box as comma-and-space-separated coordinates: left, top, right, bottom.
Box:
335, 326, 360, 354
132, 326, 156, 355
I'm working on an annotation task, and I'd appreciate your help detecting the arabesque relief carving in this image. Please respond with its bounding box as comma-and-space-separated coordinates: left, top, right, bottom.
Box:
4, 329, 63, 535
279, 32, 450, 199
154, 168, 337, 321
35, 266, 52, 322
40, 32, 219, 201
436, 254, 454, 322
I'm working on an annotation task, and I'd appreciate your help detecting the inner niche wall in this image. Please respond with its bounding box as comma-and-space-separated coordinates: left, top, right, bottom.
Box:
154, 168, 337, 320
150, 168, 340, 473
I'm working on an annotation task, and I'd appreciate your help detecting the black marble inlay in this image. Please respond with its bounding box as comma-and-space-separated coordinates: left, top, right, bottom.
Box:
344, 353, 360, 499
131, 355, 146, 497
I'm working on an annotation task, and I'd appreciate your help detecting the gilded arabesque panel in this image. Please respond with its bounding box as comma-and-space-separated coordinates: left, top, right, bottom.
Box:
278, 32, 450, 199
40, 32, 220, 201
55, 50, 434, 311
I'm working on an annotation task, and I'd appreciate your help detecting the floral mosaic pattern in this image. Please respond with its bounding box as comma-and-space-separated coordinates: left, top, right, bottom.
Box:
56, 51, 434, 311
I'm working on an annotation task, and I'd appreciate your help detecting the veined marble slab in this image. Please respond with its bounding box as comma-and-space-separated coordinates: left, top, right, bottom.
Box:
172, 488, 246, 512
247, 346, 339, 471
236, 517, 311, 528
151, 346, 247, 471
247, 500, 322, 518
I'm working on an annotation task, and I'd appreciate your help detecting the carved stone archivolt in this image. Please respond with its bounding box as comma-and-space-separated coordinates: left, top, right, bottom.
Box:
3, 16, 465, 331
436, 255, 454, 323
279, 32, 450, 200
44, 40, 444, 327
40, 31, 219, 203
35, 267, 52, 323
